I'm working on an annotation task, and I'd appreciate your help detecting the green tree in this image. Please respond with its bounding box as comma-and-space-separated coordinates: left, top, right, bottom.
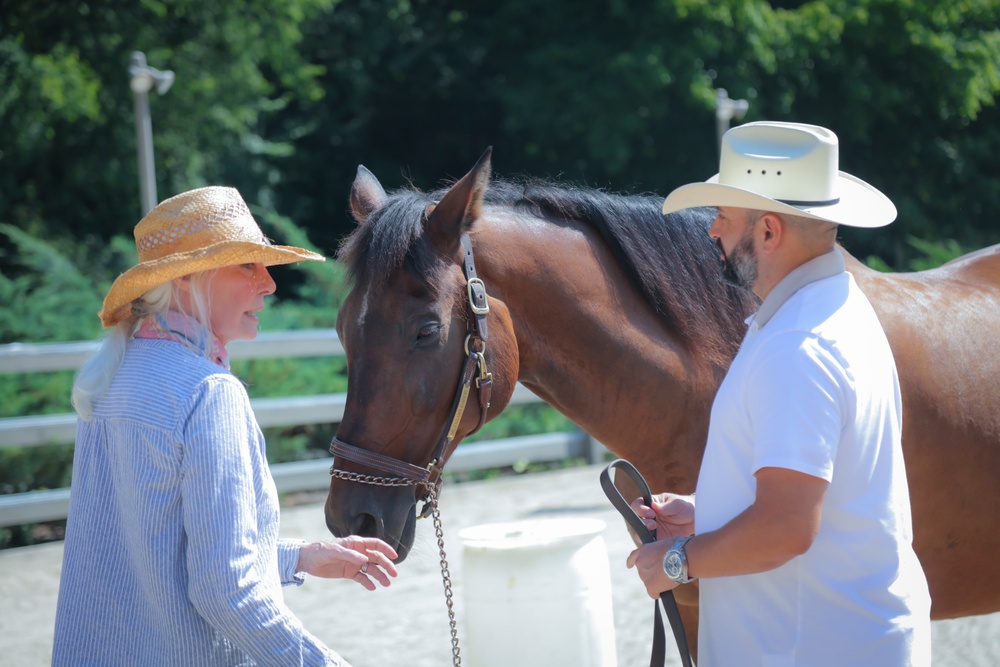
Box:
273, 0, 1000, 267
0, 0, 334, 272
2, 0, 999, 298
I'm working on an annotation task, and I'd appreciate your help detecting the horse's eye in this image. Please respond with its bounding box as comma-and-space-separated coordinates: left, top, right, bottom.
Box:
416, 323, 440, 346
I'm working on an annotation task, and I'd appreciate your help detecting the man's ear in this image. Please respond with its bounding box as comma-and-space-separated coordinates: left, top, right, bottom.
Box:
758, 212, 783, 253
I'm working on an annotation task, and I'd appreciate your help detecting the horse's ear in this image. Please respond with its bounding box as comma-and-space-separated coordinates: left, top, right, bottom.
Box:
350, 165, 387, 225
425, 147, 492, 251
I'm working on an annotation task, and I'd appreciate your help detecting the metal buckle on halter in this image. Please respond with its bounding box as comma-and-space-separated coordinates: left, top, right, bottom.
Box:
416, 460, 444, 519
466, 277, 490, 315
416, 489, 438, 519
475, 352, 492, 389
464, 334, 483, 356
426, 459, 444, 485
463, 335, 492, 389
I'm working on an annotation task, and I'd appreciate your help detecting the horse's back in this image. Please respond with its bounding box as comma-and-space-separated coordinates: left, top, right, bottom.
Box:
939, 242, 1000, 283
844, 241, 1000, 284
843, 242, 1000, 442
843, 242, 1000, 321
844, 243, 1000, 617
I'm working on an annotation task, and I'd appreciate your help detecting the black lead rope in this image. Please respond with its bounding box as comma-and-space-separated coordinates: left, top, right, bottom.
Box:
600, 459, 696, 667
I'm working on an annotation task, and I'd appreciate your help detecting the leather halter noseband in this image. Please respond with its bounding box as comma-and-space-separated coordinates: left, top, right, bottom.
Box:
329, 233, 494, 516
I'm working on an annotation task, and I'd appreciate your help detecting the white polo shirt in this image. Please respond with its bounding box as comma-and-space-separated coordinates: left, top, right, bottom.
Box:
695, 250, 931, 667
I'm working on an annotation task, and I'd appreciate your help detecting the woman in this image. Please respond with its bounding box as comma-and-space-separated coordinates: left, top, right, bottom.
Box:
53, 186, 397, 666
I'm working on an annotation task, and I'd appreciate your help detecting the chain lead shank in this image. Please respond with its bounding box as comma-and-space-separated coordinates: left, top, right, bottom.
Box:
429, 487, 462, 666
328, 470, 462, 666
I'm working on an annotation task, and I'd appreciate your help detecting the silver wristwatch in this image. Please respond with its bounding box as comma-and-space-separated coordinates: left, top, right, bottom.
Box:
662, 536, 695, 584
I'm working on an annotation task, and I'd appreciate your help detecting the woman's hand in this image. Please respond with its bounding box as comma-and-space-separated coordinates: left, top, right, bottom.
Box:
297, 537, 399, 591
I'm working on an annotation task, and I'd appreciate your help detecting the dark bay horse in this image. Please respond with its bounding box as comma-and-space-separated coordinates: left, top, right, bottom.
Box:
325, 148, 1000, 652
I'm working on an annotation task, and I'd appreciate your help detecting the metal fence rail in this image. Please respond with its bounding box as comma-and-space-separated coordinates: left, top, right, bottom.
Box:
0, 330, 603, 527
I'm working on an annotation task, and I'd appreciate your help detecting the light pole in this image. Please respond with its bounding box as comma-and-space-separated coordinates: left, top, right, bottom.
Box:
129, 51, 174, 216
715, 88, 749, 156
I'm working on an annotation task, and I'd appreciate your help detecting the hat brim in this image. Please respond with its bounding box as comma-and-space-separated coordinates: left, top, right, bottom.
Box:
99, 241, 325, 327
662, 171, 896, 229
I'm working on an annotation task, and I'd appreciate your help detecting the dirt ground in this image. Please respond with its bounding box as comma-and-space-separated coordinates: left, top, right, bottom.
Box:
2, 464, 998, 666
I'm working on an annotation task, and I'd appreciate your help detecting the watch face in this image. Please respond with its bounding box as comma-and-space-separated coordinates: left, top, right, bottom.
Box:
664, 551, 683, 579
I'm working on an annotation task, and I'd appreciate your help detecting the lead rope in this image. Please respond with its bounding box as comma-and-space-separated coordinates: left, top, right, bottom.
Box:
427, 486, 462, 666
601, 459, 695, 667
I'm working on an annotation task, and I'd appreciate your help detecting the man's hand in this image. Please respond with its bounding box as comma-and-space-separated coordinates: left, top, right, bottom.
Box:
631, 492, 695, 541
626, 538, 681, 599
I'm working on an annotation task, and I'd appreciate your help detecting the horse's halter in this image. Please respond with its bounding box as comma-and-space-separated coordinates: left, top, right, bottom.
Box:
329, 232, 494, 518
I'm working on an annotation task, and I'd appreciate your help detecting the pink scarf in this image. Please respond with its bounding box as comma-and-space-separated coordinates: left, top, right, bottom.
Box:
134, 310, 230, 370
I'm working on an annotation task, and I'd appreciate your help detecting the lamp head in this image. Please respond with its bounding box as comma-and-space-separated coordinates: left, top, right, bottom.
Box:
128, 51, 174, 96
154, 70, 174, 95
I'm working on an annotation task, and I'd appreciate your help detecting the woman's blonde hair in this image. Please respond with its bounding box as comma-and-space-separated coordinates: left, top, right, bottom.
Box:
72, 271, 217, 419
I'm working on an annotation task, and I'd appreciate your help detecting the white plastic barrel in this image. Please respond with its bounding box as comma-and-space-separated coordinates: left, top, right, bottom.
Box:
459, 517, 617, 667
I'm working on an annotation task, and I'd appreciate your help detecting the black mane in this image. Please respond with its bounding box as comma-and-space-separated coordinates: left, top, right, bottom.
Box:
338, 178, 759, 365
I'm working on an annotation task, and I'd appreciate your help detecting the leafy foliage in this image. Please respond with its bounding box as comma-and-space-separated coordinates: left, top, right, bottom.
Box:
3, 0, 999, 272
0, 0, 335, 248
865, 235, 970, 272
0, 224, 112, 344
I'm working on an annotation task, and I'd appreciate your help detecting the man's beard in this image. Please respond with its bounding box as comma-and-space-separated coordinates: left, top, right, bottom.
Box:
719, 229, 758, 290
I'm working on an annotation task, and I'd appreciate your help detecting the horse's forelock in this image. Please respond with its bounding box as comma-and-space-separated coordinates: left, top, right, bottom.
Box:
337, 180, 530, 291
337, 188, 437, 290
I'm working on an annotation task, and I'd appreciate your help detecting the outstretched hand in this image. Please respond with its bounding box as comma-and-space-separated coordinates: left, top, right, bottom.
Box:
297, 537, 399, 591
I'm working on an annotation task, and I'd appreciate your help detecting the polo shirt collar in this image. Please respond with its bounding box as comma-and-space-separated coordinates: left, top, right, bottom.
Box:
749, 249, 845, 330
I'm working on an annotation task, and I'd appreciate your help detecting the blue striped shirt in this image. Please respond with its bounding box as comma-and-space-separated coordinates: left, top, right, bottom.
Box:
52, 338, 346, 666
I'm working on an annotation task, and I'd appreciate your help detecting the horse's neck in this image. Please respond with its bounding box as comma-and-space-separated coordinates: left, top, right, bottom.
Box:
476, 216, 718, 490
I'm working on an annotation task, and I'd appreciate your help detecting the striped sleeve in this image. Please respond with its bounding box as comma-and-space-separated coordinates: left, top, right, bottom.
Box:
178, 375, 346, 666
279, 538, 306, 586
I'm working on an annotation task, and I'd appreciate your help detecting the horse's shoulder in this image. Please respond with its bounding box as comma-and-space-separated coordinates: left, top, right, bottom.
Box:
838, 246, 891, 295
838, 245, 871, 274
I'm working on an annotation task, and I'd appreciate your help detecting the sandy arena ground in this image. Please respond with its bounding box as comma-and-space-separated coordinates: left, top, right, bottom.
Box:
2, 463, 998, 666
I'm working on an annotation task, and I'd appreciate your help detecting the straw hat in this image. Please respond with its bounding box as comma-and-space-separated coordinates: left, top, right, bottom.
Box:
661, 121, 896, 228
99, 186, 324, 327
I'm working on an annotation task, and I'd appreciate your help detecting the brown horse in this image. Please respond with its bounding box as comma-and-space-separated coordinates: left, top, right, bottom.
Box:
325, 148, 1000, 652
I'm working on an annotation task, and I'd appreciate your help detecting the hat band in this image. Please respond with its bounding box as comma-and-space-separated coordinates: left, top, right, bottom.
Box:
777, 196, 841, 208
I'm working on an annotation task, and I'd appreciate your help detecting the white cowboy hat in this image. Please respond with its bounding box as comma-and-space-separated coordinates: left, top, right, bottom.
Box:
100, 186, 324, 327
661, 121, 896, 228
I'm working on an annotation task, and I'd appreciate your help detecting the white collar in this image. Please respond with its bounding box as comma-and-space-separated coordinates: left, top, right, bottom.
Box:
748, 249, 845, 330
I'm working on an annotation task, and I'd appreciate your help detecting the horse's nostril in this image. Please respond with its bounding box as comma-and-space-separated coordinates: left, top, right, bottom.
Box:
352, 512, 381, 538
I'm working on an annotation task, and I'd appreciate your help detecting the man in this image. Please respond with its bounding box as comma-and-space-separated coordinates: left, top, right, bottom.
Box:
626, 121, 932, 666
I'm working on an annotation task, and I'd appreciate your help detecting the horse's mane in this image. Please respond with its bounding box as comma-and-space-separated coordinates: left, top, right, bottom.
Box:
338, 178, 759, 366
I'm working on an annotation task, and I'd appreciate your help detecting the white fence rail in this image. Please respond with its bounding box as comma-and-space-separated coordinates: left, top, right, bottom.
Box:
0, 330, 603, 527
